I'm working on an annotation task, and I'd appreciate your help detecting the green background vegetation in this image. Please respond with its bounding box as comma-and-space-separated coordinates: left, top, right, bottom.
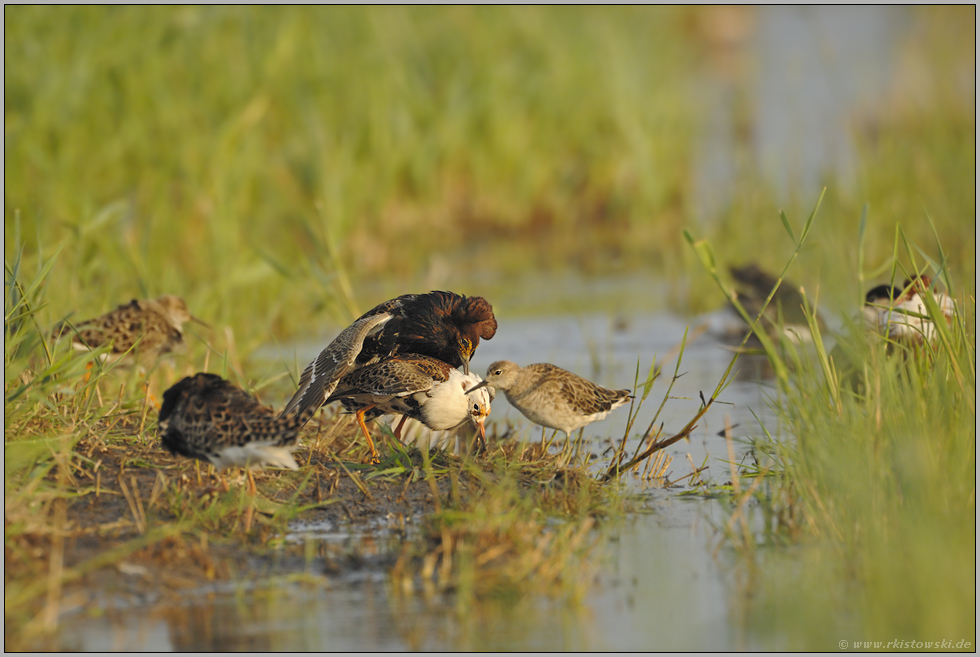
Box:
6, 6, 975, 335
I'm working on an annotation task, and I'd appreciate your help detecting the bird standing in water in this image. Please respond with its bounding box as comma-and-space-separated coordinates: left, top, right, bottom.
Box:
469, 360, 631, 440
728, 264, 826, 345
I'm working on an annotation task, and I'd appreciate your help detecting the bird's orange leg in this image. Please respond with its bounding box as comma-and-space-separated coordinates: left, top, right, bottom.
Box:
393, 415, 410, 442
355, 405, 381, 464
243, 468, 257, 532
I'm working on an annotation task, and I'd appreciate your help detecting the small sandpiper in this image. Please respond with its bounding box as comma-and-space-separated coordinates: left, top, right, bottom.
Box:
53, 295, 209, 365
327, 354, 494, 460
468, 360, 631, 440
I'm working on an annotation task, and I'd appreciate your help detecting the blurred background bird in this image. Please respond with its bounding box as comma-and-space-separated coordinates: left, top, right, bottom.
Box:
726, 264, 826, 347
52, 294, 209, 366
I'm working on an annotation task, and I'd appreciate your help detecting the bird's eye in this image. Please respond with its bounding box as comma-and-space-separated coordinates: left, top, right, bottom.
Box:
493, 369, 502, 375
472, 403, 479, 411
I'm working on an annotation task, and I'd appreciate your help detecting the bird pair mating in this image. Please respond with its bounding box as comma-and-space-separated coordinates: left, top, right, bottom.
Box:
159, 292, 498, 487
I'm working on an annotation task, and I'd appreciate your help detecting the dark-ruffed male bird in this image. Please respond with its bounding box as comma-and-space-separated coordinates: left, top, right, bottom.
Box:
353, 291, 498, 373
53, 295, 209, 365
281, 291, 497, 422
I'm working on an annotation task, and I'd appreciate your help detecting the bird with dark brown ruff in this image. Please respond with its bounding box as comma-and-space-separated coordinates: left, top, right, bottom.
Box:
281, 291, 497, 424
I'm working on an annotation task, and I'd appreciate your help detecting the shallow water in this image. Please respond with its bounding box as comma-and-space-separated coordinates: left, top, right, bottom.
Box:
56, 305, 779, 651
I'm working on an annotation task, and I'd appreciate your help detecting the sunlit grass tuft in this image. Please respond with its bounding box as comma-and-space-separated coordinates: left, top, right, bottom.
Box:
687, 205, 976, 647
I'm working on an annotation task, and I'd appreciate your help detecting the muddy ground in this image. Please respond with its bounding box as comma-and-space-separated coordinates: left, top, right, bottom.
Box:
5, 414, 492, 647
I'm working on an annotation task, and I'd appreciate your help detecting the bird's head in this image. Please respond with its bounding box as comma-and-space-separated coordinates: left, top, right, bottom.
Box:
447, 294, 497, 374
155, 295, 211, 331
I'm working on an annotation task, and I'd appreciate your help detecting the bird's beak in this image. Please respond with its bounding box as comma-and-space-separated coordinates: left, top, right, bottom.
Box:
461, 353, 470, 375
465, 380, 489, 395
475, 417, 487, 454
190, 315, 211, 329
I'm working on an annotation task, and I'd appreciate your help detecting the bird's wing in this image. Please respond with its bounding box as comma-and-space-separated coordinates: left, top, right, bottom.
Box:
331, 356, 438, 399
280, 313, 393, 418
562, 376, 631, 416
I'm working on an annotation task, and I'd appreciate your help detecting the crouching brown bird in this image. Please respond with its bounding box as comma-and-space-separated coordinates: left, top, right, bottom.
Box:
159, 313, 393, 488
53, 295, 209, 365
280, 290, 497, 423
158, 373, 311, 493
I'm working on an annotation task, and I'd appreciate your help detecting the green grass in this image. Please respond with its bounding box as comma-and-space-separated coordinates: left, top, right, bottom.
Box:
686, 213, 976, 648
5, 6, 975, 336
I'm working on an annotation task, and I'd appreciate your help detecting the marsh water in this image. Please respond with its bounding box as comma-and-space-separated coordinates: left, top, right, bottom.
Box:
57, 294, 781, 651
53, 6, 918, 650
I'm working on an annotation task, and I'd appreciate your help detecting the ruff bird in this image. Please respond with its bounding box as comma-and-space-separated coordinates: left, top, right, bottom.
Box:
728, 264, 826, 345
280, 290, 496, 425
469, 360, 631, 439
158, 373, 314, 492
53, 295, 208, 365
865, 275, 955, 345
328, 354, 494, 460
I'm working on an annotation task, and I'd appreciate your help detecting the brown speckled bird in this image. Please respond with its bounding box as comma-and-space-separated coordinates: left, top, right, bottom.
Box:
281, 291, 497, 426
160, 313, 393, 489
326, 354, 494, 460
159, 373, 309, 491
53, 295, 208, 365
469, 360, 631, 440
